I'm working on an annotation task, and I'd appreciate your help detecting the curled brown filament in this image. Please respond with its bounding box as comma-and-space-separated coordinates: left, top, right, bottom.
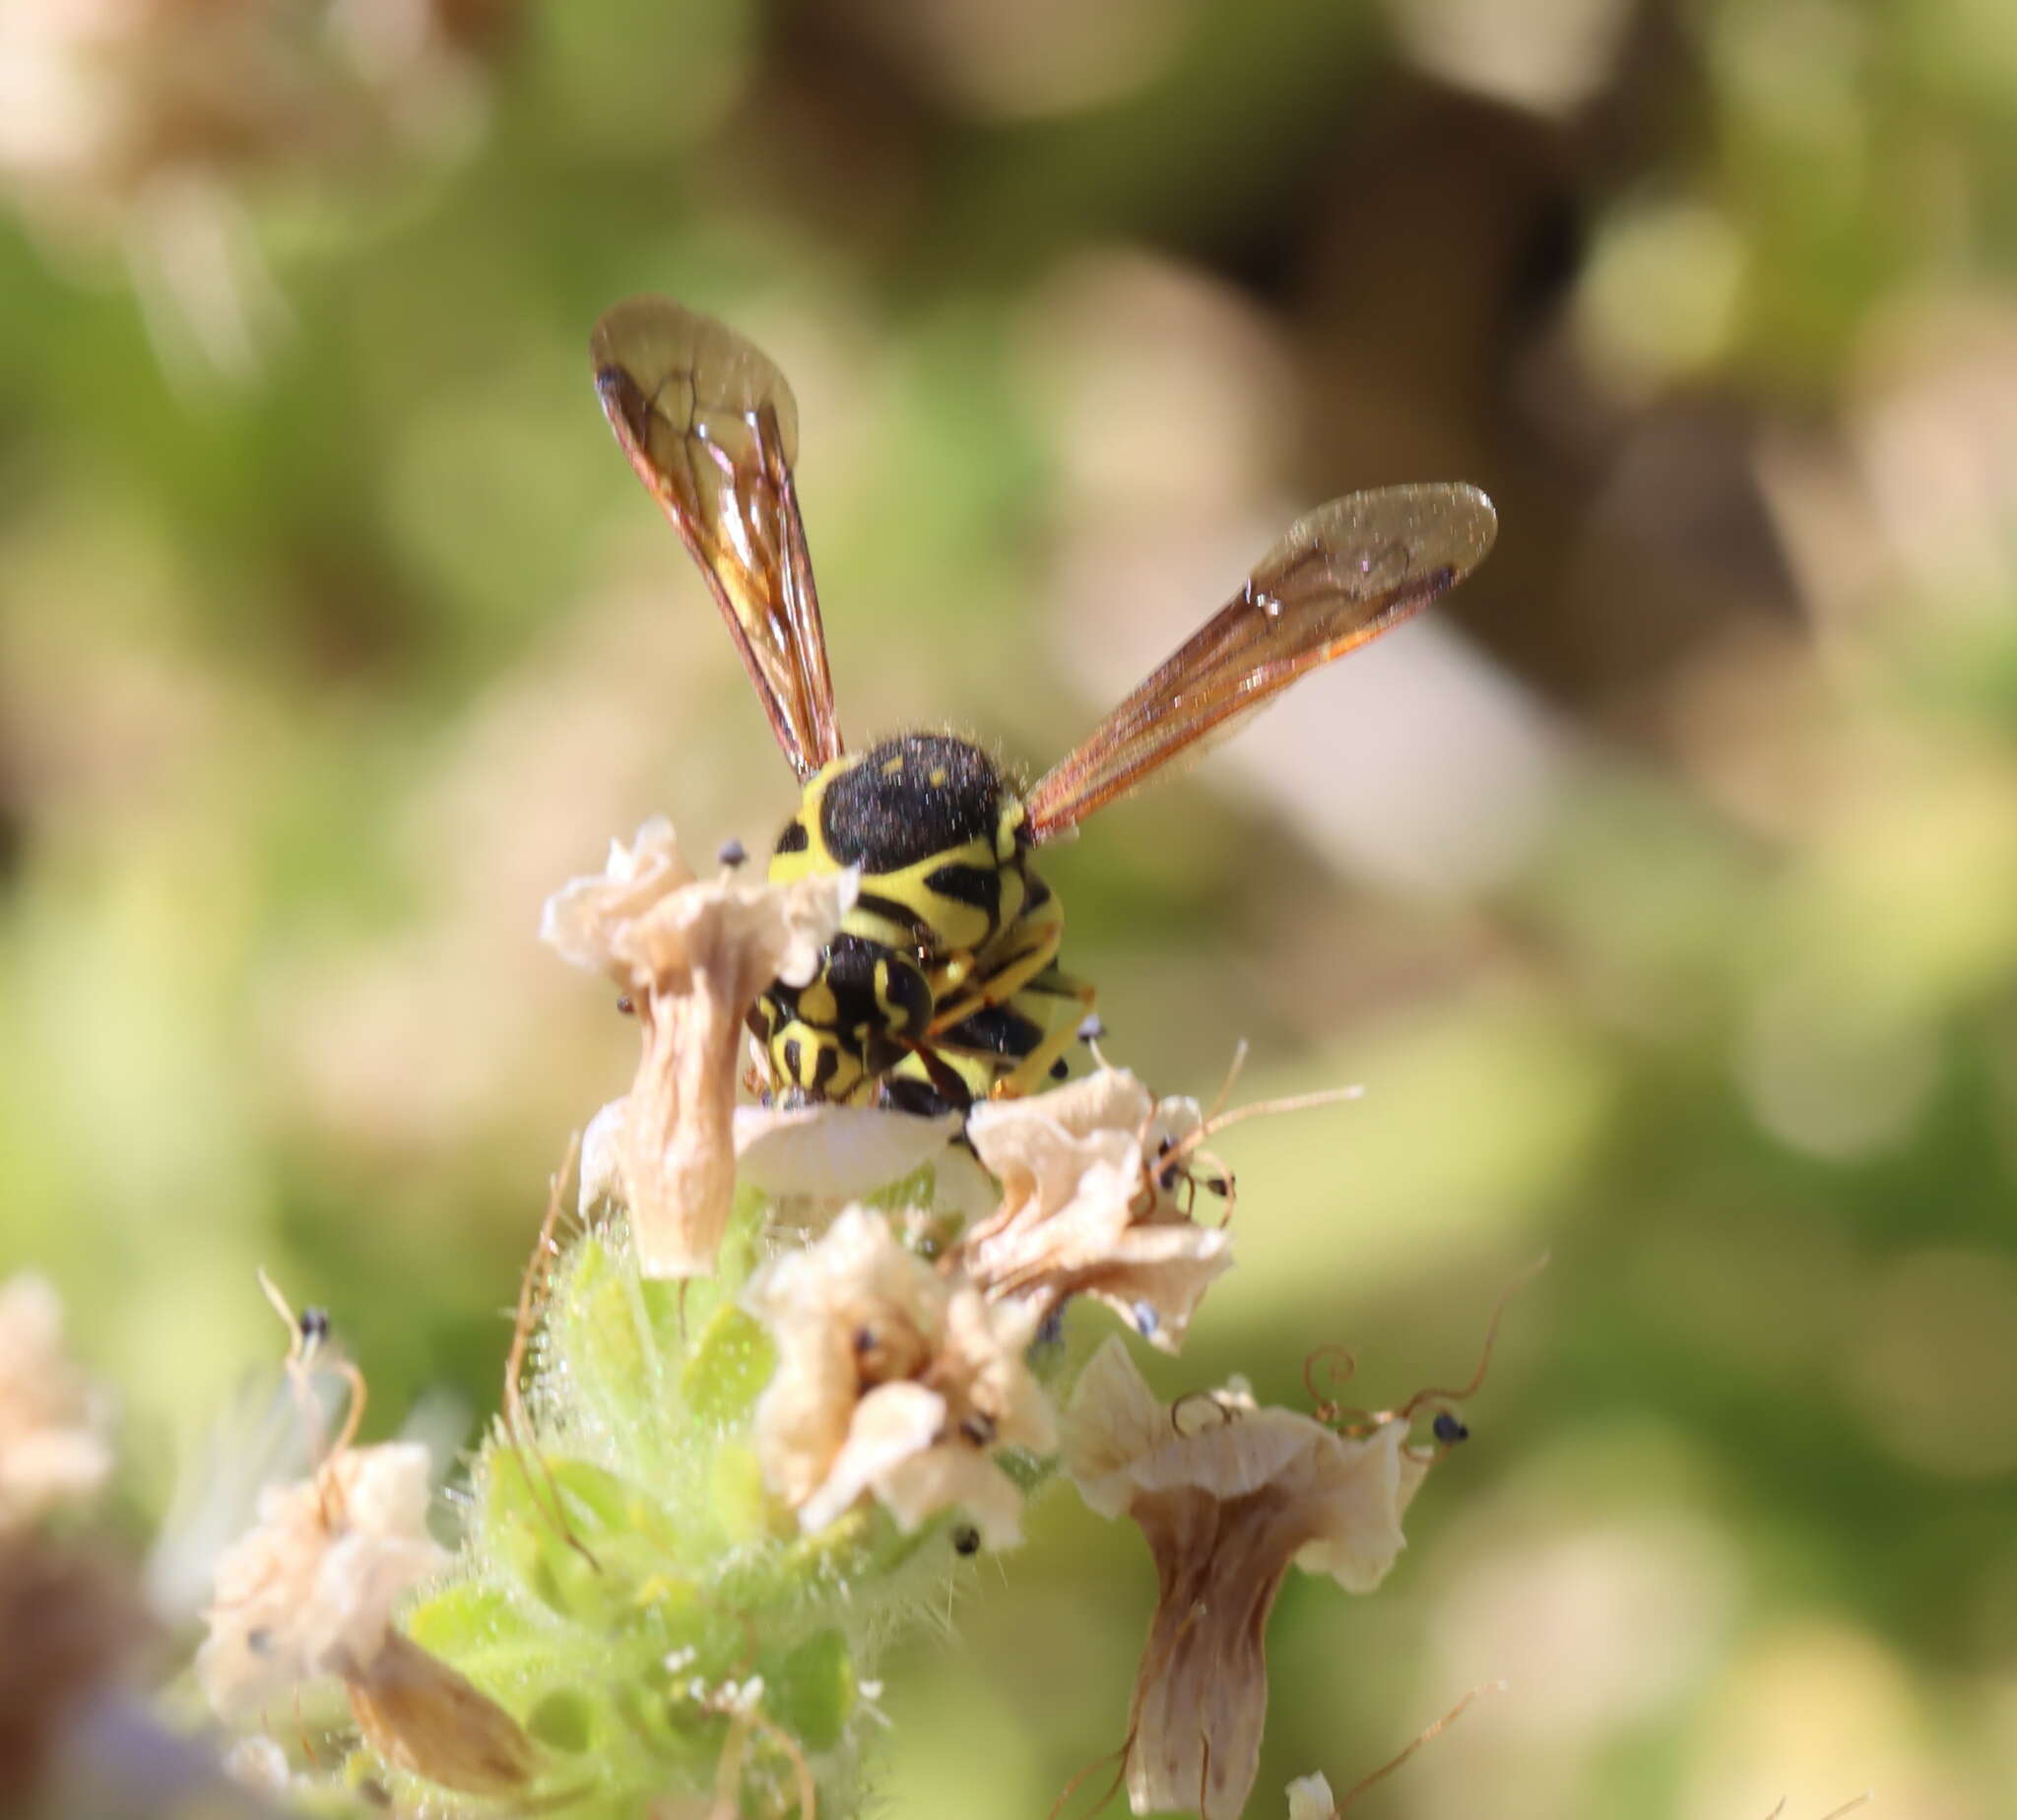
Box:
1394, 1253, 1550, 1426
1333, 1680, 1504, 1813
502, 1133, 601, 1574
1301, 1342, 1362, 1425
1169, 1390, 1240, 1438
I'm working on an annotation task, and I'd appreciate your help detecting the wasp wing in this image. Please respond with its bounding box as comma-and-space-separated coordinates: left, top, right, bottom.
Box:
591, 296, 843, 777
1020, 483, 1497, 842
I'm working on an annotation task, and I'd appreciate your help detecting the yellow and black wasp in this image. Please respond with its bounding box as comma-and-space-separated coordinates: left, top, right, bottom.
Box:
591, 297, 1496, 1116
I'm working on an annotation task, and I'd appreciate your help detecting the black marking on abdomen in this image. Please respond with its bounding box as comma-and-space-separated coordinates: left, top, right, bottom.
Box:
774, 818, 810, 855
937, 1004, 1046, 1059
924, 862, 1001, 919
819, 935, 892, 1028
880, 1074, 965, 1119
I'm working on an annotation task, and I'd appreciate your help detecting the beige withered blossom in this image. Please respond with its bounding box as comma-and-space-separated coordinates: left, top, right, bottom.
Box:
198, 1432, 537, 1791
1065, 1338, 1432, 1820
1286, 1770, 1336, 1820
0, 1273, 113, 1533
745, 1206, 1055, 1545
196, 1440, 446, 1719
964, 1069, 1231, 1351
543, 817, 854, 1277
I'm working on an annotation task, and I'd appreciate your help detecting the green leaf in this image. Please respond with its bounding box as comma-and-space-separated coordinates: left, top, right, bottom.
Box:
760, 1628, 855, 1752
681, 1303, 775, 1427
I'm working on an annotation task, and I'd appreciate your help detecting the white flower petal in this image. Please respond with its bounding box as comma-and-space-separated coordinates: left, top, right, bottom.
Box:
733, 1103, 962, 1200
799, 1381, 945, 1533
577, 1096, 628, 1217
1058, 1336, 1166, 1520
1286, 1770, 1335, 1820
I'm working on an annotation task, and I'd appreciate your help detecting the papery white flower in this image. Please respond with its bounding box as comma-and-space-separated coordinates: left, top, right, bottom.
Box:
542, 818, 854, 1277
1286, 1770, 1336, 1820
745, 1207, 1054, 1545
964, 1069, 1231, 1351
732, 1101, 963, 1201
1065, 1338, 1431, 1820
0, 1273, 113, 1532
196, 1441, 445, 1720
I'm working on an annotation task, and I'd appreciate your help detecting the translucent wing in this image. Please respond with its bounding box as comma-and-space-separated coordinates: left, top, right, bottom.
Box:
591, 296, 842, 776
1021, 483, 1497, 842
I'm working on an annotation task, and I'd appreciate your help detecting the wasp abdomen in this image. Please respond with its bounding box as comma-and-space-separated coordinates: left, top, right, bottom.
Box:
755, 933, 934, 1100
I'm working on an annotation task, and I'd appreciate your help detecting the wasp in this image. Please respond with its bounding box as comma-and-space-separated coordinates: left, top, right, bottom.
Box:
591, 297, 1496, 1116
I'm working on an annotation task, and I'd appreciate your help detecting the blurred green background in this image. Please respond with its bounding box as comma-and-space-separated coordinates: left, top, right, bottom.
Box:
4, 1, 2016, 1815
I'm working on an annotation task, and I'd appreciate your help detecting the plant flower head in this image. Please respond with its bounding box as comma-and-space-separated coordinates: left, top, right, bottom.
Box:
1064, 1337, 1432, 1820
196, 1439, 447, 1718
542, 817, 854, 1277
745, 1204, 1056, 1545
964, 1068, 1232, 1352
197, 1426, 540, 1796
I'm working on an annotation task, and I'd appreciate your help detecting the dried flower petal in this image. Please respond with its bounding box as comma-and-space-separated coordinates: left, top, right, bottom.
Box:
745, 1207, 1054, 1545
1286, 1771, 1336, 1819
965, 1070, 1231, 1351
542, 819, 855, 1277
196, 1441, 446, 1720
1064, 1339, 1431, 1820
0, 1274, 113, 1533
349, 1628, 538, 1795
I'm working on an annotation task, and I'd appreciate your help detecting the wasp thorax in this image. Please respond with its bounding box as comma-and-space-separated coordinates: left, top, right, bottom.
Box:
825, 734, 1016, 871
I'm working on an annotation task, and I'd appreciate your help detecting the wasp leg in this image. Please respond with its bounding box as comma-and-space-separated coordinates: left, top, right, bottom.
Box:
987, 965, 1096, 1098
927, 903, 1065, 1036
884, 1043, 979, 1117
926, 965, 1096, 1102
